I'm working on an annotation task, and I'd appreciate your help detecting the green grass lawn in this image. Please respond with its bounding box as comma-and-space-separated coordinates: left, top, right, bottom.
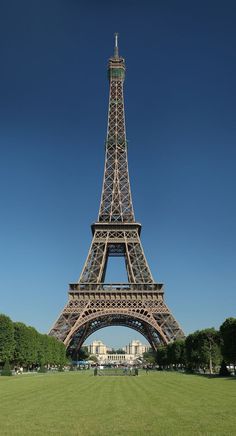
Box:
0, 371, 236, 435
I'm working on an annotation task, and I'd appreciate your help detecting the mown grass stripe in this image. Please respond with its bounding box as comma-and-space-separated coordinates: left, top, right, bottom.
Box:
0, 371, 236, 435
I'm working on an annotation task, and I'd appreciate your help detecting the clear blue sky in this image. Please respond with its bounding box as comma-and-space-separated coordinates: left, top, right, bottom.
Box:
0, 1, 235, 348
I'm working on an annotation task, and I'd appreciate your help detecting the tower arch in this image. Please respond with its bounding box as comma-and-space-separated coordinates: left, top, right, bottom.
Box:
64, 310, 169, 353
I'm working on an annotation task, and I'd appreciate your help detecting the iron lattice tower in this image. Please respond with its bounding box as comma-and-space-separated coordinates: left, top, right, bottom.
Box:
49, 35, 184, 353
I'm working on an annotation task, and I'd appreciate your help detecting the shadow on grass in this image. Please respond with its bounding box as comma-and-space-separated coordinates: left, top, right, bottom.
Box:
192, 374, 236, 380
163, 370, 236, 381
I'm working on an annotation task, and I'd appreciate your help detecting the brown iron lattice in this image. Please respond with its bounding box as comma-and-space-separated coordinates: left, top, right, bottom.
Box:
49, 35, 184, 354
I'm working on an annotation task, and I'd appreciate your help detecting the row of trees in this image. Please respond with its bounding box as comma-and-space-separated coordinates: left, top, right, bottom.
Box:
156, 330, 220, 373
155, 318, 236, 374
0, 314, 67, 369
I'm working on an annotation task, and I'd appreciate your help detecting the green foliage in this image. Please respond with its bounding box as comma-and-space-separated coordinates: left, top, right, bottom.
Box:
172, 339, 186, 366
143, 349, 156, 364
220, 317, 236, 365
197, 328, 222, 373
58, 340, 67, 366
1, 360, 12, 376
185, 331, 201, 370
1, 314, 67, 369
27, 326, 40, 365
76, 346, 89, 361
1, 312, 235, 377
185, 329, 222, 373
58, 365, 64, 372
37, 334, 67, 367
156, 346, 168, 368
166, 339, 186, 368
115, 348, 126, 354
109, 348, 125, 354
14, 322, 37, 367
157, 325, 226, 374
38, 366, 47, 373
38, 334, 51, 366
219, 360, 230, 377
0, 314, 15, 363
89, 354, 98, 363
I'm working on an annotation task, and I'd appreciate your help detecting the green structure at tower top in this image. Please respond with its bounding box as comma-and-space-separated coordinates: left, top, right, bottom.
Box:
108, 33, 125, 82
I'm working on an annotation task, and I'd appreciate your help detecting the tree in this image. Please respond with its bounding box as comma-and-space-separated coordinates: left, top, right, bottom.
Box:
1, 360, 12, 376
185, 331, 201, 371
48, 336, 67, 366
47, 336, 59, 365
156, 346, 168, 369
166, 342, 174, 367
115, 349, 126, 354
89, 355, 98, 363
27, 326, 40, 366
14, 322, 34, 368
219, 360, 230, 377
167, 339, 186, 369
0, 314, 15, 364
57, 341, 67, 366
37, 334, 67, 367
220, 318, 236, 372
38, 334, 50, 367
172, 339, 186, 368
0, 314, 67, 370
76, 346, 89, 361
185, 329, 221, 373
143, 350, 156, 365
197, 328, 222, 374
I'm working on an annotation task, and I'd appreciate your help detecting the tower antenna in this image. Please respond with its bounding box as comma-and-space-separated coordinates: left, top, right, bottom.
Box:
114, 32, 119, 58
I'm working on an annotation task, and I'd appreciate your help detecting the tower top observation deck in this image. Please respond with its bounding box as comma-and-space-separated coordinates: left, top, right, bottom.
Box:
108, 33, 125, 82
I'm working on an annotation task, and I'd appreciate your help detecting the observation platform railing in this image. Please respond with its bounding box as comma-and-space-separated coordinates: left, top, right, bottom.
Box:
69, 283, 163, 292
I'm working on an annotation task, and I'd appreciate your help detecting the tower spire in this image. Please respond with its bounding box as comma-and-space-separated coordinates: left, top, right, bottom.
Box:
99, 33, 132, 222
114, 32, 119, 58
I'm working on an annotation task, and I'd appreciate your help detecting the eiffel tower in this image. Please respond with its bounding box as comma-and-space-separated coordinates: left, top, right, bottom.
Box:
49, 34, 184, 354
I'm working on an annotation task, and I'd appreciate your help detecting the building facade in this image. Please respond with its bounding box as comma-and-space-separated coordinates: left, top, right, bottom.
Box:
98, 353, 134, 365
87, 340, 108, 355
86, 339, 148, 365
124, 340, 149, 356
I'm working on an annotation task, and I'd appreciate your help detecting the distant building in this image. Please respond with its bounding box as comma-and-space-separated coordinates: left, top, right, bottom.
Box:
124, 340, 149, 356
87, 340, 107, 355
98, 353, 135, 365
85, 339, 149, 365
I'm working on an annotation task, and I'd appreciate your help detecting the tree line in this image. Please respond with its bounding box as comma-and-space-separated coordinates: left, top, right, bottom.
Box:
1, 313, 235, 374
0, 314, 67, 370
154, 317, 236, 375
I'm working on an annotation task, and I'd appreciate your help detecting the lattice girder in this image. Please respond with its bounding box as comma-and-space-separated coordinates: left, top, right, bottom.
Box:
69, 317, 160, 353
50, 289, 184, 352
78, 225, 154, 284
98, 57, 134, 222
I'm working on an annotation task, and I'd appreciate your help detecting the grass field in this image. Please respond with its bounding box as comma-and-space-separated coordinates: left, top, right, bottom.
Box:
0, 371, 236, 435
